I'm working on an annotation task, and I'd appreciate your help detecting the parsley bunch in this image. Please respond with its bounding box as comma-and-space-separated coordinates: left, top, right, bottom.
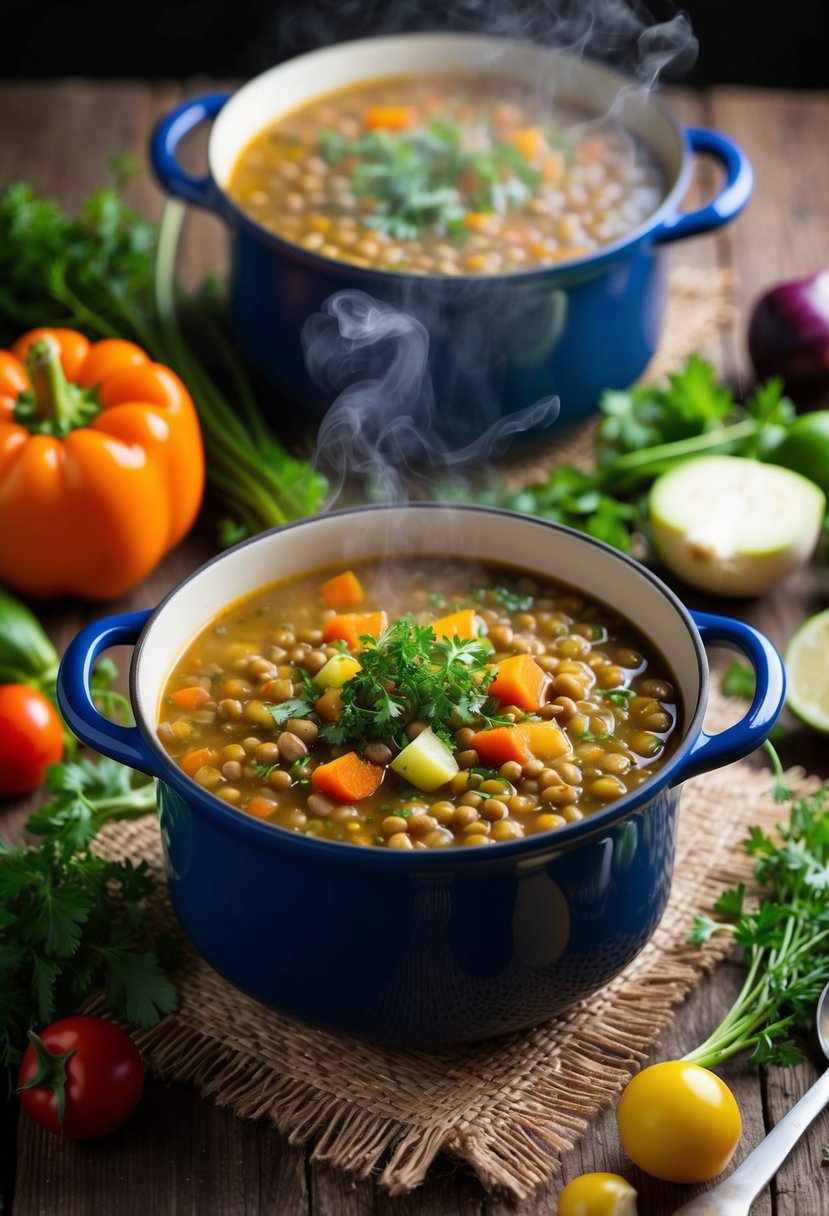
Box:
0, 756, 178, 1076
493, 355, 798, 554
685, 788, 829, 1069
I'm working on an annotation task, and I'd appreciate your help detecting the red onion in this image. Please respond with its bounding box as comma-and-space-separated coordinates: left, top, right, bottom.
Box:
748, 270, 829, 404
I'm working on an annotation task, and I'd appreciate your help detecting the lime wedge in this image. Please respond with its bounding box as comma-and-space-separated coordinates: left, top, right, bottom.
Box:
785, 609, 829, 732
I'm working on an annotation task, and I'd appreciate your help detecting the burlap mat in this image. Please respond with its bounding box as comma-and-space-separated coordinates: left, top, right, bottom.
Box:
92, 265, 764, 1201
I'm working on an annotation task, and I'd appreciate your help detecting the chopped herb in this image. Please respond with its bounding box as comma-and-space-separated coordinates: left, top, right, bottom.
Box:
685, 788, 829, 1070
600, 689, 633, 705
318, 119, 542, 241
722, 660, 756, 699
268, 697, 313, 725
0, 756, 178, 1077
319, 617, 510, 749
491, 586, 535, 613
290, 757, 312, 784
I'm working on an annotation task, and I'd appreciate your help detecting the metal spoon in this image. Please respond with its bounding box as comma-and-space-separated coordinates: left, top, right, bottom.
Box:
672, 978, 829, 1215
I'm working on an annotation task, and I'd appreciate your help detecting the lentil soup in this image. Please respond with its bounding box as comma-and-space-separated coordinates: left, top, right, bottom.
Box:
226, 75, 666, 276
156, 558, 681, 848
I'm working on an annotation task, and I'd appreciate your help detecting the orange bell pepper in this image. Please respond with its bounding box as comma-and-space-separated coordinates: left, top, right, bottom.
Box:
0, 328, 204, 599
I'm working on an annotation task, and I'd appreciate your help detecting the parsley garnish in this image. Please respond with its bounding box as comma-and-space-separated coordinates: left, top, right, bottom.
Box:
318, 119, 542, 241
491, 586, 535, 613
320, 617, 510, 748
600, 689, 633, 706
0, 757, 178, 1076
685, 788, 829, 1069
268, 697, 313, 725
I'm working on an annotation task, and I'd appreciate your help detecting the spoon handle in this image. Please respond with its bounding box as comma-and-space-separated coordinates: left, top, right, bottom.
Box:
672, 1066, 829, 1216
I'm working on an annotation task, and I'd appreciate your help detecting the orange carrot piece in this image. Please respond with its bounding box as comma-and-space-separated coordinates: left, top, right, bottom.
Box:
488, 654, 550, 712
311, 752, 385, 803
314, 687, 344, 723
431, 608, 478, 641
323, 610, 388, 651
179, 747, 220, 777
246, 796, 277, 820
363, 105, 419, 131
464, 211, 498, 234
470, 726, 531, 767
471, 721, 569, 767
169, 686, 211, 711
510, 126, 546, 160
320, 569, 365, 610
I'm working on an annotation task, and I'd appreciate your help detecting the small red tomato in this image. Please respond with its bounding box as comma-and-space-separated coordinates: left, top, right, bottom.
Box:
17, 1016, 144, 1140
0, 683, 64, 795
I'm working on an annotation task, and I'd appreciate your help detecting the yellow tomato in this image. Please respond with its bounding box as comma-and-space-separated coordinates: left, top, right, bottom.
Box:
616, 1061, 742, 1183
557, 1172, 638, 1215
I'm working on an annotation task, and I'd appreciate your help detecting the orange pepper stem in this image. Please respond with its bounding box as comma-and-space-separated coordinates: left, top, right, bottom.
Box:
24, 338, 94, 434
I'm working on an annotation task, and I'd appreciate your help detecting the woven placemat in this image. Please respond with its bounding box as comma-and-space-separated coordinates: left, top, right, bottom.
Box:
92, 265, 756, 1200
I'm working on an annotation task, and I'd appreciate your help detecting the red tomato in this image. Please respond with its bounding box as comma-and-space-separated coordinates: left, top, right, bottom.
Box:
17, 1016, 144, 1139
0, 683, 64, 795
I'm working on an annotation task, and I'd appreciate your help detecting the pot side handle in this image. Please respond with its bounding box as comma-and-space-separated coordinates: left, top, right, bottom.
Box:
57, 610, 166, 779
150, 92, 231, 210
653, 127, 754, 245
671, 611, 786, 785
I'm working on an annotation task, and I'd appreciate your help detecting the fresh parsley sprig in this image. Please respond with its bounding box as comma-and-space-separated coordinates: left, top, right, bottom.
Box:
318, 617, 510, 748
685, 788, 829, 1070
0, 756, 178, 1077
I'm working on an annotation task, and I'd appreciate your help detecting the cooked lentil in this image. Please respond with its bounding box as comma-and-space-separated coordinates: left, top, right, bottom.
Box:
227, 75, 665, 276
157, 558, 681, 847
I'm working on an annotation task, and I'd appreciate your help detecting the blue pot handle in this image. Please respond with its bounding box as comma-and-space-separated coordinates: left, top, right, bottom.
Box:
672, 611, 786, 785
150, 92, 231, 210
57, 610, 166, 778
653, 127, 754, 245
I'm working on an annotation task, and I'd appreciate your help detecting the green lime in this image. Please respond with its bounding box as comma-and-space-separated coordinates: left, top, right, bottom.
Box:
785, 608, 829, 732
767, 412, 829, 497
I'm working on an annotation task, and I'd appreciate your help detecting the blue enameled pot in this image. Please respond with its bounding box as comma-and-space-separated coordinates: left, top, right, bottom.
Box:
151, 34, 753, 448
58, 506, 784, 1045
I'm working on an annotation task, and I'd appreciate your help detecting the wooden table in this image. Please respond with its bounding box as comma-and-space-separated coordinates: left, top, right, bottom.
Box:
2, 79, 829, 1216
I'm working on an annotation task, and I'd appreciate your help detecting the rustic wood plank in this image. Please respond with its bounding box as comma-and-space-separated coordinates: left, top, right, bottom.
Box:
707, 86, 829, 390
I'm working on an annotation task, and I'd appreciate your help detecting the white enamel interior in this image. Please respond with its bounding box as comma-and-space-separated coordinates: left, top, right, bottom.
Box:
134, 507, 703, 745
208, 33, 687, 198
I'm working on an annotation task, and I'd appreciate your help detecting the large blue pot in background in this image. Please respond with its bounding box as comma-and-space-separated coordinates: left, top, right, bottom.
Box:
57, 506, 784, 1045
151, 33, 753, 451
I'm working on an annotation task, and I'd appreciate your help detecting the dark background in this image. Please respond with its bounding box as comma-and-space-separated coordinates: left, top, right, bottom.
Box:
2, 0, 827, 87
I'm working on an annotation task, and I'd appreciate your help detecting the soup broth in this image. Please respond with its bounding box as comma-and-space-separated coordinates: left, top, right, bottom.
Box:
227, 74, 665, 276
156, 557, 681, 849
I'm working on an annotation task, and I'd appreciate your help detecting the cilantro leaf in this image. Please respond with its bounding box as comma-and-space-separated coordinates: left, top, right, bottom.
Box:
268, 697, 313, 725
98, 947, 179, 1028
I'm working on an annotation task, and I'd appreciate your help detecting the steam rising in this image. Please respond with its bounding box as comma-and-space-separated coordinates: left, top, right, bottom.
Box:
303, 291, 559, 501
274, 0, 698, 89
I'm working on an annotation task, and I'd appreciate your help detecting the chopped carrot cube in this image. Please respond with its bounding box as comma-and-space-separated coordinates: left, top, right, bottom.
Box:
471, 726, 531, 767
179, 747, 220, 777
542, 151, 565, 182
311, 751, 385, 803
246, 796, 277, 820
363, 105, 419, 131
315, 687, 344, 723
488, 654, 550, 712
169, 686, 210, 711
431, 608, 478, 641
320, 569, 365, 610
471, 721, 569, 768
510, 126, 546, 161
464, 212, 498, 234
323, 610, 388, 651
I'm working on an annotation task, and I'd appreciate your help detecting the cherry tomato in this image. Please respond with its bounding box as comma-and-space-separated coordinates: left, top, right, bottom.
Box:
616, 1060, 741, 1184
557, 1171, 638, 1215
0, 683, 64, 795
17, 1016, 144, 1139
